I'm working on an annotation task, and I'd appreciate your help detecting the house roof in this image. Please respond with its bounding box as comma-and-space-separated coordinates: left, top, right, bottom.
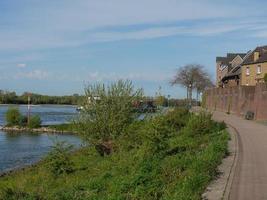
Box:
242, 45, 267, 65
216, 53, 246, 65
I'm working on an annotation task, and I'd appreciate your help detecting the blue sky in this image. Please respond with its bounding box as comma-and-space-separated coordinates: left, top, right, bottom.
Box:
1, 0, 267, 97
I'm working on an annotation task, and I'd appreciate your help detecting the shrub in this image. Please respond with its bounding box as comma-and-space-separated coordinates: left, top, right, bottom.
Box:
77, 80, 143, 155
28, 115, 41, 129
164, 108, 190, 130
183, 111, 214, 136
5, 107, 22, 126
18, 115, 28, 127
46, 141, 74, 176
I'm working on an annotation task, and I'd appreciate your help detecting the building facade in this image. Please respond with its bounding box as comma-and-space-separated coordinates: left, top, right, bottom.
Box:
241, 46, 267, 86
216, 53, 246, 87
216, 45, 267, 87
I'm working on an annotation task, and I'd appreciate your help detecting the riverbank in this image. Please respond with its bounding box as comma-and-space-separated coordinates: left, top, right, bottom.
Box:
0, 124, 74, 134
0, 108, 229, 199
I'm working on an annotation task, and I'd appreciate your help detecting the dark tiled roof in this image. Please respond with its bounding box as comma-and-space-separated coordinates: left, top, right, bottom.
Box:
227, 53, 247, 60
216, 53, 246, 66
242, 45, 267, 65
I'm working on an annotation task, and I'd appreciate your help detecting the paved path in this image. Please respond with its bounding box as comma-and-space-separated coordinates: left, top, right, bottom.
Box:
212, 111, 267, 200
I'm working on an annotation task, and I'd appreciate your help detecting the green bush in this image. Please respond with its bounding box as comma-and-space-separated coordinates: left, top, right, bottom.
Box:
164, 107, 190, 130
5, 107, 22, 126
18, 115, 28, 127
46, 141, 74, 176
28, 115, 41, 129
183, 111, 214, 136
77, 80, 143, 155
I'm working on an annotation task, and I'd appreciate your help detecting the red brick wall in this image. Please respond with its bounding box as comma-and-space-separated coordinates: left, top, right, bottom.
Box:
204, 84, 267, 120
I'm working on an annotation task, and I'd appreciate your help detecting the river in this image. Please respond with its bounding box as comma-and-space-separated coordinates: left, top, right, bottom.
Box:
0, 104, 78, 126
0, 105, 81, 173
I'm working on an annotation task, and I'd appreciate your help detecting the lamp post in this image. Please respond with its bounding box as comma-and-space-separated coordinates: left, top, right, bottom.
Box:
27, 93, 31, 125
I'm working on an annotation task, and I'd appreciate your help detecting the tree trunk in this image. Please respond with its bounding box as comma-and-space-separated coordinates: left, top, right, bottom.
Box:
95, 141, 113, 156
188, 87, 192, 108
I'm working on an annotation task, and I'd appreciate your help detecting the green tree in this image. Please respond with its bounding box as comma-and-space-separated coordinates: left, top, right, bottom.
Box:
77, 80, 143, 156
5, 107, 22, 126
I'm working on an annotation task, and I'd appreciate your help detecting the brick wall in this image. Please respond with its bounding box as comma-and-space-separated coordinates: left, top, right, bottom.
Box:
203, 83, 267, 120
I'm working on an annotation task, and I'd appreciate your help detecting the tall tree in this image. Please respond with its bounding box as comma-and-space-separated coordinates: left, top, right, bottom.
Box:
170, 64, 213, 107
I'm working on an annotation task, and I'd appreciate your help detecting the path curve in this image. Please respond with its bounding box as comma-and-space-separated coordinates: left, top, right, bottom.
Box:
212, 111, 267, 200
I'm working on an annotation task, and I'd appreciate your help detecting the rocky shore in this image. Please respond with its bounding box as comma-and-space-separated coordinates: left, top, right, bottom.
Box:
0, 125, 71, 134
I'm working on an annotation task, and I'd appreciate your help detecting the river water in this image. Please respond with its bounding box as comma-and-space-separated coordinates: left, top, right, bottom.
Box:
0, 104, 77, 126
0, 105, 81, 173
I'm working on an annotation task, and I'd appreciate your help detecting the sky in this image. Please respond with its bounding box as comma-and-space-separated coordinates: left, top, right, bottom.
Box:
1, 0, 267, 98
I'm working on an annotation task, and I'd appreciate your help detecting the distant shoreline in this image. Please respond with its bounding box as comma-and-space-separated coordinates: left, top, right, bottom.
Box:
0, 104, 77, 107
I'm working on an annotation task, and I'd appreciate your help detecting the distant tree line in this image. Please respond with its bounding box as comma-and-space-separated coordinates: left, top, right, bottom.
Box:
0, 90, 84, 105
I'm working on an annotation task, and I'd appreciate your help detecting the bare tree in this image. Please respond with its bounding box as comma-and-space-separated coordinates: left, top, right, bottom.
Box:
170, 64, 213, 107
194, 69, 214, 102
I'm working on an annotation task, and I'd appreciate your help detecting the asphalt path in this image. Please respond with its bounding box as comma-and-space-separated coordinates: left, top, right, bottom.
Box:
212, 111, 267, 200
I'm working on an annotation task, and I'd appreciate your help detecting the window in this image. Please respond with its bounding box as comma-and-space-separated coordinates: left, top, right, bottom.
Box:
257, 65, 261, 74
246, 67, 250, 75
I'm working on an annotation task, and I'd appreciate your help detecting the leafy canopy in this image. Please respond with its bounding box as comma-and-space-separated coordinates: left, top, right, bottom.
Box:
77, 80, 143, 145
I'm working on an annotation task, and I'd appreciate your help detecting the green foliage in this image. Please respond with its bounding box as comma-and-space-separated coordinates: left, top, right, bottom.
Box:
78, 80, 143, 146
46, 141, 74, 176
5, 107, 22, 126
28, 115, 41, 129
5, 107, 42, 128
0, 186, 40, 200
48, 123, 74, 132
264, 73, 267, 83
0, 107, 229, 200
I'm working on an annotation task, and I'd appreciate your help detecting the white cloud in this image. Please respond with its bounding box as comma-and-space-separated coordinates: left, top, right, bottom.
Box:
89, 22, 254, 42
0, 0, 251, 51
17, 63, 27, 68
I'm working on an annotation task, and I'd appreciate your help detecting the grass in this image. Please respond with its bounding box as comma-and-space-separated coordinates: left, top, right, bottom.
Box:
0, 108, 229, 200
47, 123, 75, 132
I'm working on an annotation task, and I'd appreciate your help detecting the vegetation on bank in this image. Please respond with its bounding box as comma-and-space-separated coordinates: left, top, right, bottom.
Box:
5, 107, 41, 128
0, 109, 228, 200
0, 80, 229, 199
47, 123, 76, 132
